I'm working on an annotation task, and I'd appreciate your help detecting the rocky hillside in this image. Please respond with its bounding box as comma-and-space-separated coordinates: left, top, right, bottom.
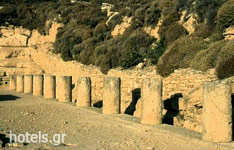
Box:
0, 0, 233, 78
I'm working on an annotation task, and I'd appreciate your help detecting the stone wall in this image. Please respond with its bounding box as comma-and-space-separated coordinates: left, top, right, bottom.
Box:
163, 68, 217, 99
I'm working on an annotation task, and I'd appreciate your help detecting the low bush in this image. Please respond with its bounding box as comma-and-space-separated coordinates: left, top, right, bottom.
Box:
190, 40, 227, 71
146, 40, 166, 65
193, 23, 212, 39
216, 39, 234, 79
164, 23, 188, 45
216, 0, 234, 30
158, 10, 181, 46
119, 30, 155, 68
1, 0, 233, 76
157, 36, 208, 77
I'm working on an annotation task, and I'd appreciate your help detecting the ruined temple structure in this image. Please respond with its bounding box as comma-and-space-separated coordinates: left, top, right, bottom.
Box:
1, 25, 234, 144
7, 73, 234, 143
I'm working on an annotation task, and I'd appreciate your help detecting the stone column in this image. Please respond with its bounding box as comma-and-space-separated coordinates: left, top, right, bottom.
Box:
203, 82, 233, 143
44, 75, 56, 99
141, 78, 162, 125
56, 76, 59, 99
33, 75, 43, 96
103, 77, 120, 115
77, 77, 91, 107
9, 75, 16, 90
56, 76, 72, 102
24, 74, 33, 94
16, 75, 24, 92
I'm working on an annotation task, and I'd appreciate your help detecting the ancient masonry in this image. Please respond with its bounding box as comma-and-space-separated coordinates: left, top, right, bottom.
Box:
9, 74, 234, 143
202, 81, 233, 142
0, 25, 221, 133
103, 77, 121, 115
141, 78, 162, 125
1, 25, 234, 143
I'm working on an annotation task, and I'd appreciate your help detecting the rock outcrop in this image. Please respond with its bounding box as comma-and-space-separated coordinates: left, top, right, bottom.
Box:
0, 26, 30, 47
179, 11, 197, 35
224, 26, 234, 40
28, 22, 64, 47
111, 16, 132, 37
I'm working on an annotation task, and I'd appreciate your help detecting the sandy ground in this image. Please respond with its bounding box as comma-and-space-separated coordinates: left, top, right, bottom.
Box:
1, 86, 234, 150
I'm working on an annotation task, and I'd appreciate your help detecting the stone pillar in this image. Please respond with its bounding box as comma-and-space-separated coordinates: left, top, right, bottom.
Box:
56, 76, 72, 102
24, 75, 33, 94
9, 75, 16, 90
16, 75, 24, 92
141, 78, 162, 125
44, 75, 56, 99
56, 76, 59, 99
203, 82, 233, 143
77, 77, 91, 107
103, 77, 120, 115
33, 75, 43, 96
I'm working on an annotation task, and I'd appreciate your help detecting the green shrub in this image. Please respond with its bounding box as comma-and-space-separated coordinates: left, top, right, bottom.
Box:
157, 36, 208, 77
159, 10, 181, 46
1, 0, 231, 75
193, 23, 212, 39
194, 0, 226, 25
209, 32, 224, 42
146, 40, 166, 64
120, 30, 155, 68
216, 0, 234, 30
190, 40, 227, 71
216, 39, 234, 79
93, 23, 109, 36
177, 0, 227, 28
164, 23, 188, 45
82, 28, 93, 41
158, 0, 177, 16
120, 51, 142, 69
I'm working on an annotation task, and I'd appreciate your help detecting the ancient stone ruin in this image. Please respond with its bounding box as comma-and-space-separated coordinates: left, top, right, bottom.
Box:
1, 25, 234, 145
6, 73, 234, 143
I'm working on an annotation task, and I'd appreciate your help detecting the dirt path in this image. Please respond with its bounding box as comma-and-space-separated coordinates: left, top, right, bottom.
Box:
0, 88, 234, 150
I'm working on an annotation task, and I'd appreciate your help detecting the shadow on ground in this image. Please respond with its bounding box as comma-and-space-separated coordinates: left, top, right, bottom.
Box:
0, 95, 20, 101
0, 133, 11, 147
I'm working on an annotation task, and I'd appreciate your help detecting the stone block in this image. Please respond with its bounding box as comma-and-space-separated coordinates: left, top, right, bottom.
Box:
56, 76, 72, 102
24, 75, 33, 93
77, 77, 91, 107
33, 75, 43, 96
44, 75, 55, 99
103, 77, 120, 115
141, 78, 162, 125
16, 75, 24, 92
202, 82, 233, 142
